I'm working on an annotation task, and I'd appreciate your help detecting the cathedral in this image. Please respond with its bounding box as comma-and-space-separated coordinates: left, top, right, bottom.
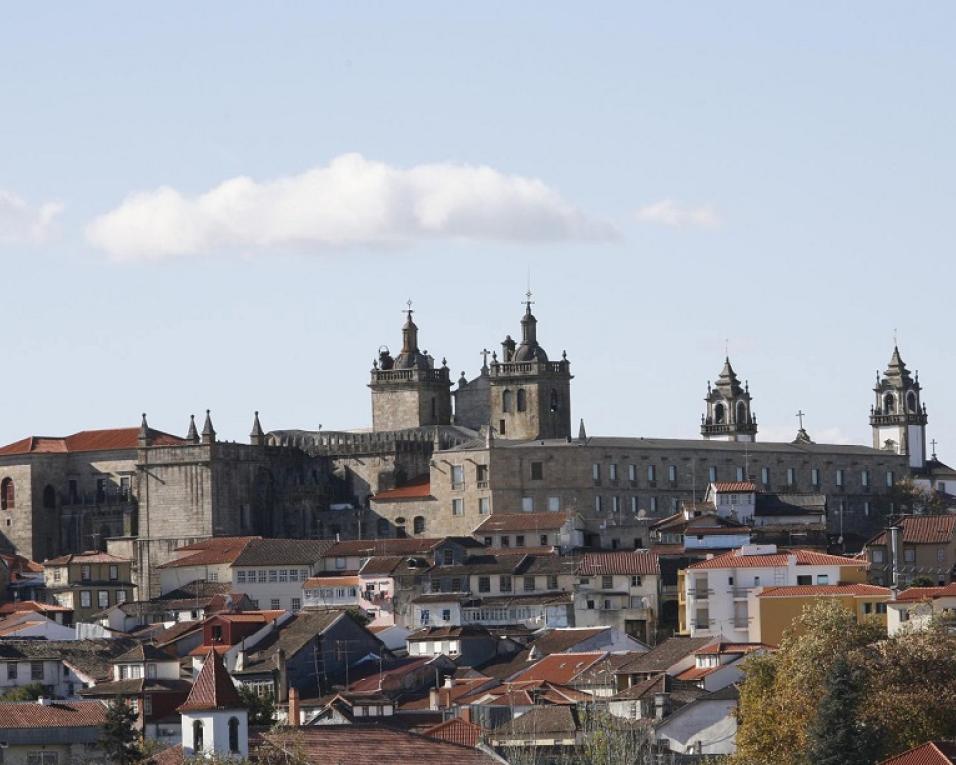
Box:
0, 296, 950, 595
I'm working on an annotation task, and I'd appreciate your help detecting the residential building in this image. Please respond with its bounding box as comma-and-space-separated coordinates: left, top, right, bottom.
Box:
0, 611, 75, 640
228, 538, 334, 612
302, 571, 395, 627
0, 699, 109, 765
654, 684, 740, 756
0, 638, 139, 698
155, 536, 258, 595
671, 642, 768, 692
573, 550, 661, 643
748, 584, 891, 644
886, 583, 956, 636
406, 625, 503, 667
679, 545, 868, 638
43, 550, 134, 622
472, 512, 584, 551
864, 515, 956, 587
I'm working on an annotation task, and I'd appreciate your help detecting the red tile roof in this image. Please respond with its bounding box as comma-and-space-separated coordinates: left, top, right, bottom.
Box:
687, 548, 866, 570
757, 584, 891, 598
694, 642, 770, 655
879, 741, 956, 765
303, 575, 361, 588
371, 476, 433, 502
507, 652, 606, 685
324, 538, 446, 557
157, 537, 259, 569
895, 583, 956, 602
576, 551, 659, 576
0, 427, 185, 456
261, 725, 500, 764
0, 600, 71, 615
473, 513, 572, 533
868, 515, 956, 546
423, 716, 482, 748
712, 481, 756, 492
0, 700, 108, 728
178, 649, 242, 712
44, 551, 131, 566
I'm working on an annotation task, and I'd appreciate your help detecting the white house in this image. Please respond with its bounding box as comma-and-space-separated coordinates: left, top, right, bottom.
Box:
655, 685, 739, 756
887, 583, 956, 636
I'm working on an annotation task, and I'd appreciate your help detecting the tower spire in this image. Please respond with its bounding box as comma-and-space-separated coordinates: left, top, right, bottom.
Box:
201, 410, 216, 445
186, 414, 199, 444
138, 413, 150, 448
250, 411, 265, 446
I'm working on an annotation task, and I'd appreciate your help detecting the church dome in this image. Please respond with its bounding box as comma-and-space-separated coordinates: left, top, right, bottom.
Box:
513, 342, 549, 362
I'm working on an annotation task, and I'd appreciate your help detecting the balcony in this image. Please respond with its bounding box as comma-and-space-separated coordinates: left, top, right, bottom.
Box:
476, 480, 489, 490
370, 368, 450, 384
690, 588, 711, 601
732, 587, 754, 599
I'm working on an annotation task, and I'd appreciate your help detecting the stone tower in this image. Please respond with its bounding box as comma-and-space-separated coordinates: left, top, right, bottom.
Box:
701, 357, 757, 441
870, 345, 927, 469
369, 304, 452, 432
488, 294, 572, 440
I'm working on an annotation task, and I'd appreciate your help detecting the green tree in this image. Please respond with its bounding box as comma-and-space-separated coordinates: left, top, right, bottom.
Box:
0, 681, 46, 701
804, 656, 879, 765
886, 478, 946, 516
99, 697, 142, 765
238, 685, 276, 726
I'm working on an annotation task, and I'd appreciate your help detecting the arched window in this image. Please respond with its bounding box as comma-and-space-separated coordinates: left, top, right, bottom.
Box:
907, 392, 917, 413
228, 716, 240, 753
192, 719, 204, 752
413, 516, 425, 534
502, 389, 513, 413
43, 485, 56, 510
0, 478, 13, 510
376, 518, 390, 537
516, 389, 527, 412
550, 389, 559, 413
736, 401, 747, 424
394, 517, 407, 538
884, 393, 895, 413
714, 403, 726, 425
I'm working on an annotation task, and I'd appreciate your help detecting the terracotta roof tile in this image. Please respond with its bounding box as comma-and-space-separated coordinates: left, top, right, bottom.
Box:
371, 476, 433, 502
879, 741, 956, 765
473, 513, 572, 533
687, 548, 865, 570
895, 583, 956, 602
507, 651, 606, 685
0, 700, 108, 728
303, 575, 361, 588
324, 538, 446, 557
0, 600, 71, 615
757, 584, 891, 598
45, 550, 130, 566
157, 537, 259, 569
712, 482, 756, 492
423, 716, 482, 748
178, 649, 242, 712
0, 427, 184, 456
868, 515, 956, 546
576, 551, 659, 576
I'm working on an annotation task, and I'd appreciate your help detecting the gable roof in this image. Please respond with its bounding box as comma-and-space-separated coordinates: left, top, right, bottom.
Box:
492, 704, 580, 736
157, 537, 259, 569
423, 716, 483, 748
756, 584, 891, 598
879, 741, 956, 765
895, 583, 956, 602
232, 610, 349, 675
712, 482, 756, 493
0, 700, 108, 729
0, 638, 139, 681
615, 636, 715, 675
232, 538, 335, 567
868, 515, 956, 546
0, 427, 184, 456
178, 649, 242, 712
323, 538, 447, 558
576, 551, 659, 576
473, 513, 573, 534
44, 550, 130, 566
507, 651, 606, 685
686, 548, 865, 570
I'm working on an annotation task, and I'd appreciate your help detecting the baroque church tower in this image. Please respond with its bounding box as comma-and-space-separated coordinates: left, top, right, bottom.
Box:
701, 357, 757, 441
870, 345, 927, 469
369, 304, 452, 432
488, 294, 572, 440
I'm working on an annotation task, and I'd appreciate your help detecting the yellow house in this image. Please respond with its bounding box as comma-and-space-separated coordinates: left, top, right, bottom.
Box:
748, 584, 891, 644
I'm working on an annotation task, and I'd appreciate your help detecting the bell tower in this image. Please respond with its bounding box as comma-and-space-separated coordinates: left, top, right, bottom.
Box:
369, 302, 452, 432
870, 345, 927, 468
488, 293, 572, 440
701, 357, 757, 442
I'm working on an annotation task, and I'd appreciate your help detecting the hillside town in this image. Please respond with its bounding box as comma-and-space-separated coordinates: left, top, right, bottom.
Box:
0, 304, 951, 764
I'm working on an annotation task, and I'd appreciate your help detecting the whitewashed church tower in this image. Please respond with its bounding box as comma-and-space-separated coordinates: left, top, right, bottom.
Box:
870, 345, 927, 469
179, 649, 249, 759
701, 357, 757, 442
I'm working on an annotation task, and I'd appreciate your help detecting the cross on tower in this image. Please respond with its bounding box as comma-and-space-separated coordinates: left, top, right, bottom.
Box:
404, 299, 414, 318
931, 439, 938, 459
523, 289, 534, 310
480, 348, 491, 369
796, 410, 806, 429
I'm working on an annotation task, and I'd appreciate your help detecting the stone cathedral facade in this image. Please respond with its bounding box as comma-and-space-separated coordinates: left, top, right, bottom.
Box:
0, 297, 947, 595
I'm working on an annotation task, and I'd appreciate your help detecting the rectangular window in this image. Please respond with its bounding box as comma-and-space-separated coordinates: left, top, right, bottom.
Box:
592, 464, 601, 481
787, 468, 795, 486
631, 575, 642, 587
524, 576, 535, 592
836, 469, 844, 488
271, 598, 281, 610
647, 465, 656, 482
28, 753, 59, 765
120, 476, 131, 500
291, 597, 301, 611
452, 498, 465, 516
816, 575, 829, 585
864, 501, 871, 517
630, 496, 638, 513
31, 662, 43, 680
761, 467, 770, 486
540, 534, 548, 545
904, 548, 915, 563
279, 570, 288, 583
478, 497, 490, 515
80, 591, 92, 608
515, 535, 525, 547
420, 609, 430, 625
451, 465, 464, 489
628, 464, 637, 482
547, 496, 560, 512
612, 496, 621, 513
797, 575, 812, 585
595, 495, 604, 513
80, 565, 91, 582
708, 466, 717, 483
500, 575, 512, 593
6, 663, 16, 680
97, 591, 109, 608
478, 576, 491, 593
501, 536, 510, 547
886, 471, 894, 487
109, 565, 119, 581
547, 575, 558, 590
269, 570, 278, 583
288, 569, 299, 582
736, 466, 745, 481
483, 536, 493, 546
668, 464, 677, 483
649, 497, 658, 513
520, 497, 533, 512
861, 469, 870, 487
609, 464, 618, 481
602, 575, 614, 589
258, 570, 267, 582
531, 462, 543, 480
476, 464, 489, 484
811, 468, 820, 486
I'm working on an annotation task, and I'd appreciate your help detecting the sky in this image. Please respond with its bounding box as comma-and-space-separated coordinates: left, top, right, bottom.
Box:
1, 3, 954, 453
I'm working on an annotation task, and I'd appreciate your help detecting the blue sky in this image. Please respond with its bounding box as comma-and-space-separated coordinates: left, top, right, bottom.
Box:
1, 3, 954, 453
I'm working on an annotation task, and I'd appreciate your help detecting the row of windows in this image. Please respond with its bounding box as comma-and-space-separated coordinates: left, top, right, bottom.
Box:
6, 661, 45, 680
871, 547, 948, 563
78, 589, 128, 608
306, 587, 358, 599
591, 462, 896, 489
450, 498, 491, 516
483, 533, 551, 548
0, 477, 135, 512
449, 464, 489, 489
235, 568, 310, 584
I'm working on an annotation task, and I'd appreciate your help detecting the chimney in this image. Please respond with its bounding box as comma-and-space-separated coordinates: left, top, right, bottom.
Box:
37, 697, 52, 706
429, 686, 439, 710
654, 692, 671, 720
288, 687, 300, 727
274, 648, 288, 703
459, 706, 471, 724
234, 649, 245, 672
888, 525, 902, 590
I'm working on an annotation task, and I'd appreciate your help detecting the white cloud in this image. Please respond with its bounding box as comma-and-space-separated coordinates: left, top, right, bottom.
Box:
86, 153, 617, 261
0, 190, 63, 244
635, 199, 721, 228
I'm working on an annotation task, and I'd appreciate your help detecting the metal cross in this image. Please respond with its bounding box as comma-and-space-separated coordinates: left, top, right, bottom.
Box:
931, 439, 938, 459
404, 299, 414, 317
523, 289, 534, 309
480, 348, 491, 368
796, 410, 805, 429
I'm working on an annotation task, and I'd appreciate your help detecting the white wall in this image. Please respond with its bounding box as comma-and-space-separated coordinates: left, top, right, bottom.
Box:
656, 699, 738, 755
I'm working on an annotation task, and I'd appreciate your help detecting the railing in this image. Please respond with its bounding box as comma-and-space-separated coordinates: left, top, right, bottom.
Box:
691, 588, 711, 600
701, 422, 757, 435
370, 368, 449, 383
489, 360, 569, 377
732, 587, 754, 599
733, 619, 749, 629
869, 412, 927, 426
476, 480, 489, 489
